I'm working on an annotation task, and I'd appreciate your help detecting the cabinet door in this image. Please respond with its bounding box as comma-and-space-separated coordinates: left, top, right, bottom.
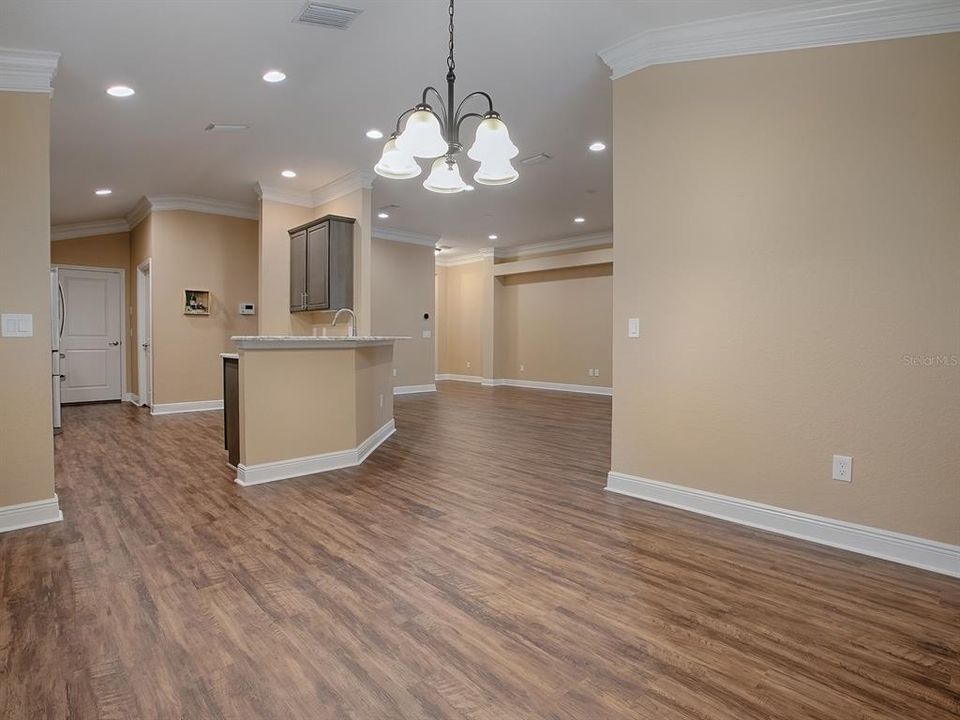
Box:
328, 219, 354, 311
305, 222, 330, 310
290, 229, 307, 312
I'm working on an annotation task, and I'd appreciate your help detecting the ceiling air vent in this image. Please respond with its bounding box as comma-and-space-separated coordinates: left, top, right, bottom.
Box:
295, 2, 363, 29
205, 123, 250, 132
519, 153, 553, 166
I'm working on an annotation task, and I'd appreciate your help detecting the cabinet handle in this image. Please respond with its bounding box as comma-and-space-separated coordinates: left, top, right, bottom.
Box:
302, 291, 308, 310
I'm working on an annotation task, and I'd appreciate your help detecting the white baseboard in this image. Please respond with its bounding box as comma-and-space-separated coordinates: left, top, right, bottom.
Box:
394, 383, 437, 395
488, 378, 612, 396
435, 374, 484, 384
0, 494, 63, 534
151, 399, 224, 415
236, 418, 396, 487
606, 472, 960, 578
124, 393, 140, 405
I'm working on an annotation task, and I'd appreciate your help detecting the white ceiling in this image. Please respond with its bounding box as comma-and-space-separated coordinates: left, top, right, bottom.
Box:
2, 0, 807, 253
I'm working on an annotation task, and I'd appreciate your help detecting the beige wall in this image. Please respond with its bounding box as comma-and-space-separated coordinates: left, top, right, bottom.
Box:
371, 238, 435, 387
611, 34, 960, 544
495, 265, 612, 386
0, 91, 55, 507
436, 261, 487, 376
51, 231, 135, 392
149, 211, 258, 404
258, 188, 373, 337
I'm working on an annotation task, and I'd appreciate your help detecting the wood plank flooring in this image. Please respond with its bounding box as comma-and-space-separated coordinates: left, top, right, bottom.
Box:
1, 381, 957, 719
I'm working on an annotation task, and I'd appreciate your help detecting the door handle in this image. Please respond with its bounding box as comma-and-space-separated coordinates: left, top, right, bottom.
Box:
55, 374, 65, 381
108, 341, 121, 346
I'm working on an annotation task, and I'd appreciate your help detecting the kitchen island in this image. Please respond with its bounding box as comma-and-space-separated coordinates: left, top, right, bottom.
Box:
227, 336, 406, 486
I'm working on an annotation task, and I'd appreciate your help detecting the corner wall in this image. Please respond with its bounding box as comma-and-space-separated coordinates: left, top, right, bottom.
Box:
610, 34, 960, 544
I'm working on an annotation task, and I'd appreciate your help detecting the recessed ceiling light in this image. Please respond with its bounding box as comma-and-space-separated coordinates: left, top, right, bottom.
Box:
377, 212, 390, 219
281, 170, 297, 178
106, 85, 135, 98
366, 129, 384, 140
574, 217, 585, 223
95, 188, 113, 196
262, 70, 287, 83
464, 184, 475, 191
488, 234, 498, 240
589, 141, 606, 152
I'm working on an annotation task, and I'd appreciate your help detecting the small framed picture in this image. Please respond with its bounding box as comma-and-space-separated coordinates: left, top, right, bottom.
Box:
184, 289, 210, 315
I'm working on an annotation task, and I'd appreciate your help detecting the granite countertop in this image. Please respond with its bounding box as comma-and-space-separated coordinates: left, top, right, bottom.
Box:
231, 335, 409, 350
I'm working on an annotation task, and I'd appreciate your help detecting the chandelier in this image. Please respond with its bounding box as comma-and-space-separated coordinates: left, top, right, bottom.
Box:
374, 0, 518, 194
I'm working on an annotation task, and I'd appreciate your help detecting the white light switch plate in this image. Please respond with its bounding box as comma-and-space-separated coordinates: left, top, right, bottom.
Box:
628, 318, 640, 338
1, 313, 33, 337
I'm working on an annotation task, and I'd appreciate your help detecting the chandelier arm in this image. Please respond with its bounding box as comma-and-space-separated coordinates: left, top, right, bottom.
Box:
454, 91, 495, 122
393, 107, 419, 136
454, 111, 485, 137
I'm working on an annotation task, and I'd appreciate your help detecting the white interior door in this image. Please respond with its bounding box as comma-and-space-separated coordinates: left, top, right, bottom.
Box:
137, 261, 153, 407
59, 268, 123, 403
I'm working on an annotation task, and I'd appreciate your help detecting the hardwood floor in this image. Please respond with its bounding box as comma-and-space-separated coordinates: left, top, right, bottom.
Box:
1, 382, 957, 719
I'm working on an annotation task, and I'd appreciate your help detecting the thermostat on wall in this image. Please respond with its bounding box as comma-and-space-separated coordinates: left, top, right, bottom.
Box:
239, 302, 256, 315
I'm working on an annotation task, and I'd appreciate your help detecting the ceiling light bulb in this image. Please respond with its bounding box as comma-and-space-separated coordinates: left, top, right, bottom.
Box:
468, 116, 519, 162
366, 129, 384, 139
281, 170, 297, 178
377, 212, 390, 219
262, 70, 286, 83
474, 156, 519, 186
488, 234, 498, 240
396, 109, 448, 159
423, 157, 467, 194
589, 141, 606, 152
574, 217, 585, 223
374, 137, 422, 180
95, 188, 113, 196
106, 86, 135, 97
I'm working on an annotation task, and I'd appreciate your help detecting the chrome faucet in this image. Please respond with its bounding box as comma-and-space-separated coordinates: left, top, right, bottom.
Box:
332, 307, 357, 337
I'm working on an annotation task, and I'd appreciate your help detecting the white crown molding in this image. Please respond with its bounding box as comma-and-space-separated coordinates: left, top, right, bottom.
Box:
373, 227, 440, 248
606, 472, 960, 578
496, 231, 613, 259
255, 182, 314, 208
599, 0, 960, 80
51, 218, 130, 241
312, 170, 376, 206
0, 48, 60, 94
435, 247, 495, 267
126, 197, 152, 229
148, 195, 258, 220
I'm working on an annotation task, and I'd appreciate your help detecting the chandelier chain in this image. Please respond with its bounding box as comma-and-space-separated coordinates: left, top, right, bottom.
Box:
447, 0, 455, 73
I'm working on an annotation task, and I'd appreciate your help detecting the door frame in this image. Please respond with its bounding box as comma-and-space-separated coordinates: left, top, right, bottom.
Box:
137, 259, 153, 408
51, 264, 127, 402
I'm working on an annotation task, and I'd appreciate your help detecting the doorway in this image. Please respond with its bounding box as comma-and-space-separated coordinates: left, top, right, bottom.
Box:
54, 266, 125, 404
137, 260, 153, 408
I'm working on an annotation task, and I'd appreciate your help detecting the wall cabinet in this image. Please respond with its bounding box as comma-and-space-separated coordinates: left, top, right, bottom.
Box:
289, 215, 355, 312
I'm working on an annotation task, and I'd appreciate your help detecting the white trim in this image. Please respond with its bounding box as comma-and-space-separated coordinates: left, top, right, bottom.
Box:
126, 197, 151, 229
489, 379, 612, 396
394, 383, 437, 395
124, 393, 140, 405
605, 472, 960, 578
493, 247, 614, 277
148, 196, 258, 220
255, 182, 313, 208
236, 419, 395, 486
52, 264, 128, 402
136, 258, 153, 408
312, 170, 375, 206
51, 218, 129, 241
599, 0, 960, 80
0, 48, 59, 94
0, 495, 62, 533
435, 373, 484, 383
150, 399, 223, 415
496, 232, 613, 260
373, 227, 441, 248
435, 248, 495, 267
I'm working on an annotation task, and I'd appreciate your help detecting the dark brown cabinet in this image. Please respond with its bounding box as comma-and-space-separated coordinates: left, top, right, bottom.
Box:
289, 215, 355, 312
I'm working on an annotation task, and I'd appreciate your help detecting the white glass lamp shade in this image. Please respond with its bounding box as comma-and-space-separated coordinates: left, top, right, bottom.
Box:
396, 110, 448, 159
423, 157, 467, 194
473, 156, 519, 186
374, 138, 422, 180
467, 116, 519, 162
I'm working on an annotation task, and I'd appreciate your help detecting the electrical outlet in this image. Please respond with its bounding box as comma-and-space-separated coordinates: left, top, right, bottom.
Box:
594, 368, 600, 377
832, 455, 852, 482
466, 361, 471, 369
519, 364, 524, 372
392, 368, 397, 377
379, 393, 384, 409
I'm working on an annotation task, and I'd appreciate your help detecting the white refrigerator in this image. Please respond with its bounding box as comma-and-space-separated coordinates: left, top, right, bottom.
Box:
51, 268, 64, 433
